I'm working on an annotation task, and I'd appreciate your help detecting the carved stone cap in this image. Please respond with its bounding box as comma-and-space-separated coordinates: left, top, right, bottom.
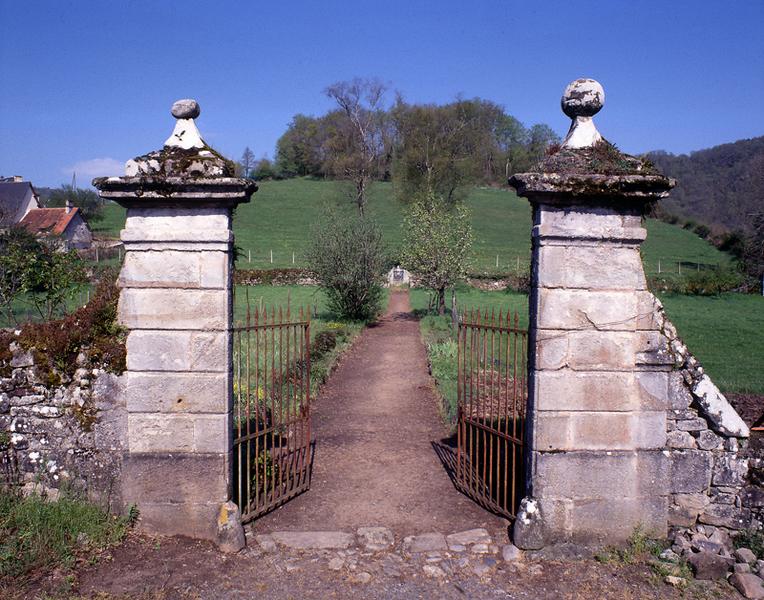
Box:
93, 98, 256, 206
92, 176, 257, 208
510, 78, 675, 205
510, 172, 674, 204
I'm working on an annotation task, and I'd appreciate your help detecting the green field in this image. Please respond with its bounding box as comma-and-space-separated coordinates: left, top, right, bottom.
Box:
94, 178, 732, 278
659, 293, 764, 394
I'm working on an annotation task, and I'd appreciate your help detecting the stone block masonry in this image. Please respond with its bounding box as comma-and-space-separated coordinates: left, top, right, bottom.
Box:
510, 78, 752, 550
94, 98, 256, 543
0, 343, 125, 511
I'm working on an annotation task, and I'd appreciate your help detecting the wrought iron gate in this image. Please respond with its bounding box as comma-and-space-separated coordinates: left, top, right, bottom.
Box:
456, 309, 527, 519
233, 301, 311, 523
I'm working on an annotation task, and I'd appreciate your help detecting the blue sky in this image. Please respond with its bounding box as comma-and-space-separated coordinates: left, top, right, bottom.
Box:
1, 0, 762, 188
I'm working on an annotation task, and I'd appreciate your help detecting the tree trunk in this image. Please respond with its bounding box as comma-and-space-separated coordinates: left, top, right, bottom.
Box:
356, 177, 366, 217
438, 286, 446, 315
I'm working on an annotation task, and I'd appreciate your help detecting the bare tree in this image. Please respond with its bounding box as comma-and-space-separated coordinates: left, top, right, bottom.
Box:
239, 147, 256, 178
324, 78, 388, 217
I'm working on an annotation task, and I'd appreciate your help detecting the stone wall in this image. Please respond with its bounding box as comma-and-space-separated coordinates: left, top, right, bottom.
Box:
636, 293, 756, 534
0, 339, 125, 509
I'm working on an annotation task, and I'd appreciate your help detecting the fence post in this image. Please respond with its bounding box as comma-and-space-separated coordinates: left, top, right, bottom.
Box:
510, 79, 675, 549
94, 99, 256, 545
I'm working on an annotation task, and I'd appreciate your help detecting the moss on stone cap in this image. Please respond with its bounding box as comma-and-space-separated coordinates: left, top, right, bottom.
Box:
536, 139, 661, 177
124, 144, 236, 179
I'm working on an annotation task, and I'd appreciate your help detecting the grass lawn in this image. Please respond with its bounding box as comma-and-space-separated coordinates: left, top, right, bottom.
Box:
95, 178, 733, 279
658, 292, 764, 394
90, 202, 126, 238
0, 490, 131, 579
2, 287, 93, 328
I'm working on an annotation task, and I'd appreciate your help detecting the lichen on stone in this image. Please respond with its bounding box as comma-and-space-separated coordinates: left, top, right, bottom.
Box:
125, 144, 236, 179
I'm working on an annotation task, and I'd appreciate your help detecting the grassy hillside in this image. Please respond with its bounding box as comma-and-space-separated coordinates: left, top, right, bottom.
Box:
94, 178, 734, 278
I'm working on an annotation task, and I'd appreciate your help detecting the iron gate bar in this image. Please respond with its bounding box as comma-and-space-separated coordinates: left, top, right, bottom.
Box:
233, 294, 311, 523
456, 308, 527, 519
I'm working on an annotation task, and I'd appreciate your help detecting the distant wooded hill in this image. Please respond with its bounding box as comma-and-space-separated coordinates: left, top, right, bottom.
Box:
647, 136, 764, 233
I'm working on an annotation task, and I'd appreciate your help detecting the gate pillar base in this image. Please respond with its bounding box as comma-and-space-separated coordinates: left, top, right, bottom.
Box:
95, 99, 256, 543
510, 79, 675, 549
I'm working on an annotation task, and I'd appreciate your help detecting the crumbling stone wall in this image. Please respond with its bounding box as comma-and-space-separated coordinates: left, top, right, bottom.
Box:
637, 294, 756, 533
0, 339, 125, 510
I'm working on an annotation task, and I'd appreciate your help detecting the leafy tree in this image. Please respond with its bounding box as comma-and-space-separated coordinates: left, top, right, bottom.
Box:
647, 137, 764, 233
252, 157, 276, 180
275, 114, 325, 177
401, 193, 473, 315
0, 228, 87, 323
391, 98, 544, 201
527, 123, 561, 162
742, 213, 764, 280
392, 100, 475, 204
495, 114, 531, 178
47, 185, 103, 223
324, 78, 389, 216
308, 209, 387, 320
0, 227, 40, 324
25, 247, 87, 320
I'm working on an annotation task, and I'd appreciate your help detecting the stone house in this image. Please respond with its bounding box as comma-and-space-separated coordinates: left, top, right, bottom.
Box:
0, 177, 41, 230
19, 202, 93, 250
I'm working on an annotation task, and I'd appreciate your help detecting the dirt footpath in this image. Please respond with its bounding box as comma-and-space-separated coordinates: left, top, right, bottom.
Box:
252, 288, 505, 537
13, 532, 737, 600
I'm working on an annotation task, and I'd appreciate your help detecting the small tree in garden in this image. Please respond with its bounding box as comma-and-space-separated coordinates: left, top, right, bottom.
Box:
0, 227, 87, 324
308, 209, 387, 321
25, 248, 87, 321
0, 227, 39, 324
401, 193, 472, 315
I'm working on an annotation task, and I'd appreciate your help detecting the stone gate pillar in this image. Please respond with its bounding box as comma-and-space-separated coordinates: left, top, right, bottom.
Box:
510, 80, 675, 548
94, 100, 256, 540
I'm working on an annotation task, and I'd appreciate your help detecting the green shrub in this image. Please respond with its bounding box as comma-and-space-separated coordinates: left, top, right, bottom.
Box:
694, 224, 711, 239
308, 209, 387, 321
428, 339, 459, 424
684, 266, 743, 295
311, 331, 338, 359
0, 489, 132, 578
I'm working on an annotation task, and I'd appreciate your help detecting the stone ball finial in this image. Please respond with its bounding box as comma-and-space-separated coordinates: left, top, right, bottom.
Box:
171, 99, 201, 120
561, 79, 604, 119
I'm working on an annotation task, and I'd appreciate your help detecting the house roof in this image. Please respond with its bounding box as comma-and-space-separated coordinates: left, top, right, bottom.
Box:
19, 207, 80, 237
0, 181, 39, 228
